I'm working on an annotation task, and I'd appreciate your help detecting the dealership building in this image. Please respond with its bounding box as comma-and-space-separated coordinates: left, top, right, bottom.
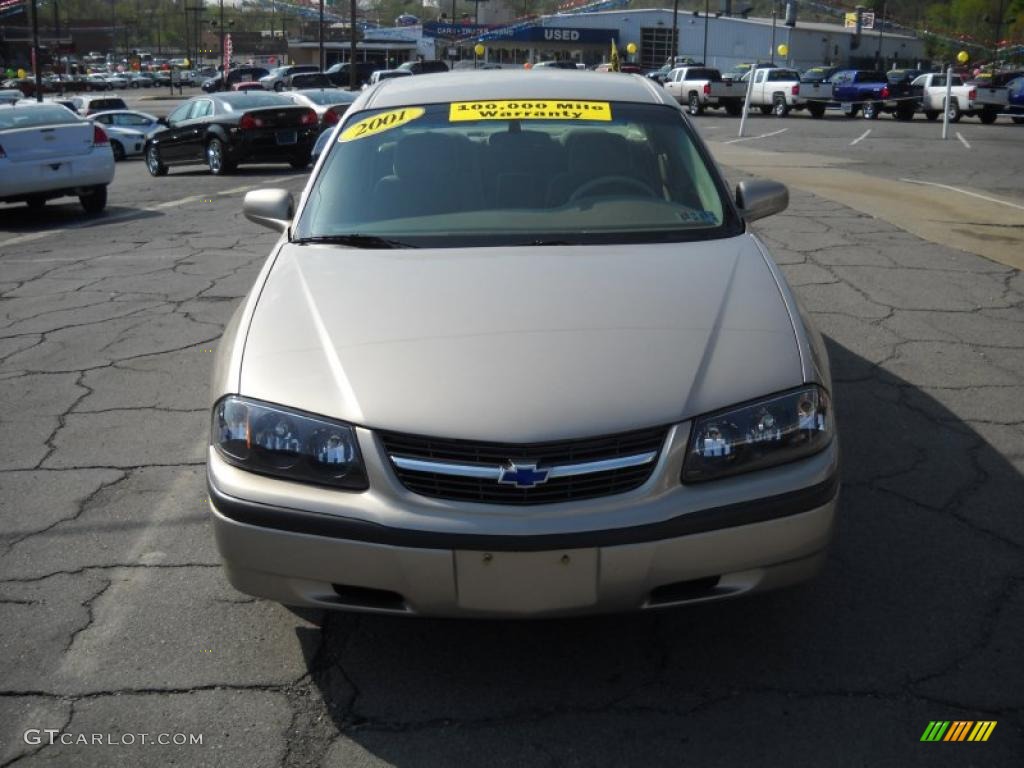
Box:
288, 7, 925, 72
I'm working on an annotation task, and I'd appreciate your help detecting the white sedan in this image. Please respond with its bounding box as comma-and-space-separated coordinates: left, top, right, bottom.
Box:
0, 102, 114, 213
91, 109, 162, 137
96, 123, 147, 160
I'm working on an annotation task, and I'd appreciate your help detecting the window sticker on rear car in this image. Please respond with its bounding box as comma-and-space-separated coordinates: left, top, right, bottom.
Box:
339, 107, 425, 142
449, 100, 612, 122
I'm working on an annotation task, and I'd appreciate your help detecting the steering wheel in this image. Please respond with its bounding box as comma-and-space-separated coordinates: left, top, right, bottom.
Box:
568, 175, 657, 204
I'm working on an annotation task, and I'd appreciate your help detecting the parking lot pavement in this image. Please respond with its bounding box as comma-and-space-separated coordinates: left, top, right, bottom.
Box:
1, 130, 1022, 765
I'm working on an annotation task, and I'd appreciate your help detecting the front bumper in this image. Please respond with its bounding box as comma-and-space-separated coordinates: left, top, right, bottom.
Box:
208, 425, 839, 617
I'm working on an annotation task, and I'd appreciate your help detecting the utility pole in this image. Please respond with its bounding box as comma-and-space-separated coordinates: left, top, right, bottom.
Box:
319, 0, 324, 70
31, 0, 42, 101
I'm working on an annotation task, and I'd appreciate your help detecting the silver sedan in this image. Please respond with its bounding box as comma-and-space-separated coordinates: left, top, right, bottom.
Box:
208, 71, 839, 618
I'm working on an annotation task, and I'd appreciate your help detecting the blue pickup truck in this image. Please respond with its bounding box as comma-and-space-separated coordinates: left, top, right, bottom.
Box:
796, 69, 895, 119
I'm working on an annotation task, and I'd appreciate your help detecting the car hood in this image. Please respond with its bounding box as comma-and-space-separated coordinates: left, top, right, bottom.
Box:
239, 236, 803, 441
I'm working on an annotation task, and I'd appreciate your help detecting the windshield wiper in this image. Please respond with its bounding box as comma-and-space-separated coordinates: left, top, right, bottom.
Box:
291, 234, 415, 249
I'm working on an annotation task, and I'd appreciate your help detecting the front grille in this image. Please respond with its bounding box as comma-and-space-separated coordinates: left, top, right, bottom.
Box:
379, 426, 668, 505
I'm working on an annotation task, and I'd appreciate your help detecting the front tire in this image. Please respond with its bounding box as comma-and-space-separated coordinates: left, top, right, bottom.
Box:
110, 140, 125, 161
773, 94, 790, 117
687, 92, 703, 116
79, 185, 107, 215
145, 144, 168, 176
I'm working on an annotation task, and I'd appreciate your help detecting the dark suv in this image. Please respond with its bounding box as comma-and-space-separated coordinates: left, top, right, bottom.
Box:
201, 67, 270, 93
397, 60, 450, 75
325, 61, 378, 88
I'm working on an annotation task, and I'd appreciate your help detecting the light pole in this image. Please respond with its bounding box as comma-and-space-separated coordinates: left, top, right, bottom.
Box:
771, 1, 777, 64
875, 0, 886, 68
349, 0, 357, 89
671, 0, 679, 61
219, 0, 225, 73
31, 0, 42, 101
319, 0, 325, 71
702, 0, 709, 64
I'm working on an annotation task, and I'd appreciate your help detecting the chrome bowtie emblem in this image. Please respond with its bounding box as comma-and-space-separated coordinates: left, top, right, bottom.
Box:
497, 462, 550, 488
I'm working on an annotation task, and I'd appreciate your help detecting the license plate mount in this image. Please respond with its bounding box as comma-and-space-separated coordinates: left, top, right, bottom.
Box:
455, 549, 598, 614
276, 130, 298, 145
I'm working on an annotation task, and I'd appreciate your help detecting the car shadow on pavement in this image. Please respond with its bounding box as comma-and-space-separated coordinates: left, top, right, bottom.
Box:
0, 204, 163, 234
292, 339, 1023, 766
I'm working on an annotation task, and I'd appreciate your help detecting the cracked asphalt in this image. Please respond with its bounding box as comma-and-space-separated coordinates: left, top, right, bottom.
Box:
1, 112, 1022, 767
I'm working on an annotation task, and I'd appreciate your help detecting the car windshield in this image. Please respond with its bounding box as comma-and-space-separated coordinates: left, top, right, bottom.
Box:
218, 93, 294, 110
295, 100, 739, 247
0, 105, 81, 129
801, 68, 831, 82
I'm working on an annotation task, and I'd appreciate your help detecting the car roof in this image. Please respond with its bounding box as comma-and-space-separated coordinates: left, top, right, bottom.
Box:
362, 70, 673, 110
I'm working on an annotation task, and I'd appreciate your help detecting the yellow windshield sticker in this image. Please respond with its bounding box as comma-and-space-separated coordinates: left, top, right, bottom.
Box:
449, 100, 612, 122
339, 107, 425, 142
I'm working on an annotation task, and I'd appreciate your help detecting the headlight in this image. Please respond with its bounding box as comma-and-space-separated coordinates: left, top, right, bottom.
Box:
212, 396, 368, 490
682, 386, 833, 483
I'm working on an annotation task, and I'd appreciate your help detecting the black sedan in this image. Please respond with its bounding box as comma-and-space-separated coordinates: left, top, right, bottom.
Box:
145, 92, 320, 176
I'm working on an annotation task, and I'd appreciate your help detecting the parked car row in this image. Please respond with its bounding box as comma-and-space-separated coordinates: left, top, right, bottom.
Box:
662, 63, 1024, 124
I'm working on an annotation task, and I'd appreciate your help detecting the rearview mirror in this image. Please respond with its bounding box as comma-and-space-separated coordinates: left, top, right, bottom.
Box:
243, 189, 294, 233
735, 179, 789, 223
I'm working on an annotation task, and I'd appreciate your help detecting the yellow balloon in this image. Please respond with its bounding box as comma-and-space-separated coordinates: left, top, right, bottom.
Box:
474, 43, 485, 57
626, 42, 637, 55
777, 43, 789, 57
183, 58, 192, 68
17, 68, 26, 79
957, 50, 969, 64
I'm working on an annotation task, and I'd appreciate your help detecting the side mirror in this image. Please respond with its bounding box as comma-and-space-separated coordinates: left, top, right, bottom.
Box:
735, 179, 788, 223
243, 188, 294, 232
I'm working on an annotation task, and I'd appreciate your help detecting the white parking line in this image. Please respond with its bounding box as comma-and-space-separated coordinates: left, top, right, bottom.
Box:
956, 132, 971, 150
851, 129, 872, 146
0, 177, 298, 249
899, 178, 1024, 211
722, 128, 789, 145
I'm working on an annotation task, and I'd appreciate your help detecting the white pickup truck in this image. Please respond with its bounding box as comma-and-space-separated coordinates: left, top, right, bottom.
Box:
663, 66, 724, 116
911, 73, 978, 123
746, 67, 803, 116
971, 71, 1024, 124
706, 67, 802, 117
